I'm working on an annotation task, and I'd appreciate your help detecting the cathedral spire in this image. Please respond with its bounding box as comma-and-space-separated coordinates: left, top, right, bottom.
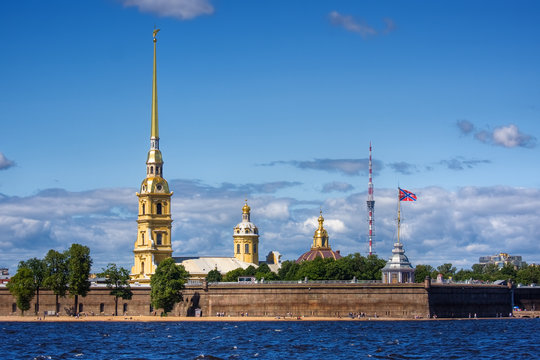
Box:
151, 28, 160, 150
131, 28, 173, 283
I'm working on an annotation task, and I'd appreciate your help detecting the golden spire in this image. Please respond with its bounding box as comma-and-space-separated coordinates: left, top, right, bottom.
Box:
151, 29, 160, 147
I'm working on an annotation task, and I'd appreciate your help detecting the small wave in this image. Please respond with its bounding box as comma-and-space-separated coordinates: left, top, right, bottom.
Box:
193, 355, 224, 360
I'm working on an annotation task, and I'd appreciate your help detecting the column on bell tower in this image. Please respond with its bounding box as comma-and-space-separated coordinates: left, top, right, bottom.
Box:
233, 201, 260, 265
131, 29, 174, 283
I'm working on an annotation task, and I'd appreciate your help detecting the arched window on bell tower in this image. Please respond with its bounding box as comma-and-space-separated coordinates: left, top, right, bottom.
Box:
156, 203, 162, 215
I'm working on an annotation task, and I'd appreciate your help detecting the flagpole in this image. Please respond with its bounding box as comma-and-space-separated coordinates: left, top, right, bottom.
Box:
397, 187, 401, 244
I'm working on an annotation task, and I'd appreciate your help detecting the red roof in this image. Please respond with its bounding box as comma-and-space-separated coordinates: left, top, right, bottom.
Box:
296, 249, 342, 263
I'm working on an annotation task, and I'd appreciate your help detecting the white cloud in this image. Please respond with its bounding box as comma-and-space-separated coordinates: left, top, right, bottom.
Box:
322, 181, 354, 193
0, 153, 15, 170
121, 0, 214, 20
0, 181, 539, 274
492, 124, 535, 148
458, 121, 536, 148
329, 11, 395, 38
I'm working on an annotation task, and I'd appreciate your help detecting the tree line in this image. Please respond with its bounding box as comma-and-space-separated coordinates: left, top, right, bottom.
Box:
206, 253, 387, 283
7, 244, 133, 316
414, 262, 540, 285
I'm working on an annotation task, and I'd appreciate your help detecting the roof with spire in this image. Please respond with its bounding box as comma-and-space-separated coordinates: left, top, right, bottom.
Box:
234, 200, 259, 236
296, 210, 342, 263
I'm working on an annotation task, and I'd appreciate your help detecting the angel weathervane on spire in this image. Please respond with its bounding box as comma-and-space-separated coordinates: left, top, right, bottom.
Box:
153, 28, 160, 41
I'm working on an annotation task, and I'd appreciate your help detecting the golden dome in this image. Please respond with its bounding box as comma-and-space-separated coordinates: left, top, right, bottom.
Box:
242, 200, 251, 214
312, 210, 329, 249
140, 177, 170, 194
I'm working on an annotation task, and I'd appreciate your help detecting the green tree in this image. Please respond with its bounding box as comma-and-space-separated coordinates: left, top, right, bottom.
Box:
150, 258, 190, 314
223, 267, 246, 282
297, 257, 329, 280
436, 263, 457, 279
454, 269, 473, 282
19, 258, 46, 315
482, 263, 500, 282
516, 264, 540, 285
414, 264, 435, 283
244, 265, 257, 276
67, 244, 92, 315
99, 263, 133, 316
362, 254, 386, 280
471, 264, 485, 280
206, 268, 222, 282
43, 249, 69, 314
255, 263, 279, 281
278, 261, 300, 280
499, 264, 517, 282
6, 267, 35, 315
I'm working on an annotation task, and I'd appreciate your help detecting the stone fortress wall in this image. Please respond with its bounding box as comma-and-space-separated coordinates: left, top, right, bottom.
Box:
2, 281, 535, 319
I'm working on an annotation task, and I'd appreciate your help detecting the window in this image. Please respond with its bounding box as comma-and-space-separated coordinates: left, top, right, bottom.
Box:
253, 244, 257, 254
140, 262, 145, 274
156, 233, 162, 245
245, 244, 250, 254
100, 303, 105, 313
156, 203, 162, 215
150, 166, 154, 174
141, 233, 145, 245
142, 203, 145, 215
236, 244, 240, 254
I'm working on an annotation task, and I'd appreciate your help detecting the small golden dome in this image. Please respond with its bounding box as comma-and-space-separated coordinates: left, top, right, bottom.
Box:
242, 200, 251, 214
312, 210, 329, 248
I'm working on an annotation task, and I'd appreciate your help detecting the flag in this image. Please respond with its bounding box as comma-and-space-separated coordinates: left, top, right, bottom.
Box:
399, 188, 417, 201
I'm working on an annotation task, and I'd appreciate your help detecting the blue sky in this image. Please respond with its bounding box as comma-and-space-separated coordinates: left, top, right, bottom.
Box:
1, 0, 539, 272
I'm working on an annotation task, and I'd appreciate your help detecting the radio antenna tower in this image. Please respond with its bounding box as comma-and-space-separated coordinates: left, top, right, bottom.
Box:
367, 142, 375, 256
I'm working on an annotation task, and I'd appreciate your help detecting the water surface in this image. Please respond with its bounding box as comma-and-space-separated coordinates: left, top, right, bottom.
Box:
1, 319, 537, 359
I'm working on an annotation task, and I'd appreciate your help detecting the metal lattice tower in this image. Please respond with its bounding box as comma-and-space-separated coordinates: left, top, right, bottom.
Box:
367, 142, 375, 255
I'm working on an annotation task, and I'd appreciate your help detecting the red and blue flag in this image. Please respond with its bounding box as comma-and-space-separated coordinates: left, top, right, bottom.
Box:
399, 188, 417, 201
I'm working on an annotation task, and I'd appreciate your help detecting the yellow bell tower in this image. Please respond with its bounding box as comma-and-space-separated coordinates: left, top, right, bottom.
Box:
233, 201, 259, 265
131, 29, 173, 283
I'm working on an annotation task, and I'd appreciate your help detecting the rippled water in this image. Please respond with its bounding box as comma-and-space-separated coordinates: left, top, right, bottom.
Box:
0, 319, 538, 359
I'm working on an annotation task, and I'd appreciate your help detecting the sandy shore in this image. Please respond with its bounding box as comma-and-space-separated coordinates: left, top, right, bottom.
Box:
0, 315, 519, 322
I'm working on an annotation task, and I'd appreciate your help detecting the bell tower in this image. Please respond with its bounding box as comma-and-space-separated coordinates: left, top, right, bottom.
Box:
131, 29, 173, 283
233, 201, 260, 265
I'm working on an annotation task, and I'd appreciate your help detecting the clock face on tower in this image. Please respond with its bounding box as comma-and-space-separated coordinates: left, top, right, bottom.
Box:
156, 184, 162, 191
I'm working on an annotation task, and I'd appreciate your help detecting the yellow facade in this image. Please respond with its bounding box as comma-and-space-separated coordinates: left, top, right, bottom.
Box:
130, 29, 173, 283
233, 201, 259, 265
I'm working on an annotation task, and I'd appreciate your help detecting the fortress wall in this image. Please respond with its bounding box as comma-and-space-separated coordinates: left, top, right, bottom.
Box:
0, 287, 154, 317
427, 284, 512, 318
514, 287, 540, 311
0, 283, 521, 319
191, 283, 429, 318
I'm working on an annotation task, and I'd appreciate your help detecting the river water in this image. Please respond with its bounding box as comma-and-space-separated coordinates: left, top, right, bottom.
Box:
1, 319, 538, 359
